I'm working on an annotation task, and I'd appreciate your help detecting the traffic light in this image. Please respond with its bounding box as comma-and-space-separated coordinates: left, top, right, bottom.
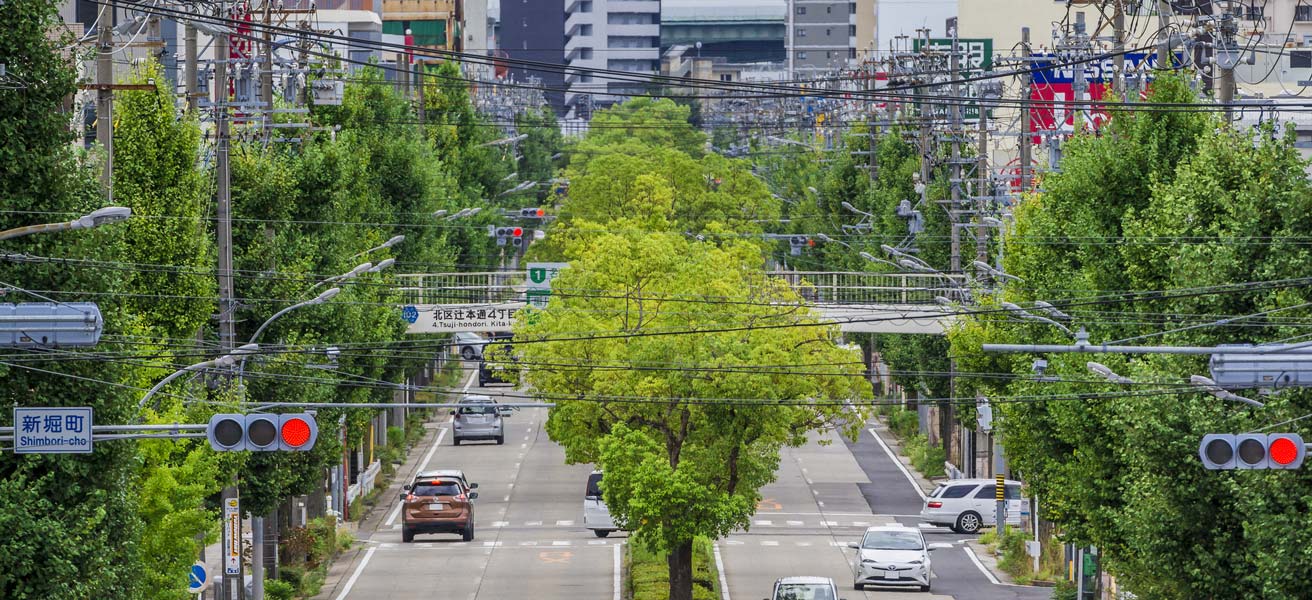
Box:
788, 236, 813, 256
207, 413, 319, 452
519, 207, 546, 219
1199, 433, 1305, 470
493, 227, 513, 246
511, 227, 524, 247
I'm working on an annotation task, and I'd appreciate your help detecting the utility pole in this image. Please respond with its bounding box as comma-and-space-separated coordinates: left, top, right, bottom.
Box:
185, 24, 198, 114
260, 0, 274, 141
1113, 0, 1126, 98
1019, 27, 1032, 191
1157, 0, 1172, 69
416, 60, 426, 127
215, 4, 243, 597
1217, 11, 1238, 122
96, 0, 114, 199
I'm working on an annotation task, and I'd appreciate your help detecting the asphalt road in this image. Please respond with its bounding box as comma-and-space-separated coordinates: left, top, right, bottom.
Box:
328, 373, 1048, 600
330, 373, 621, 600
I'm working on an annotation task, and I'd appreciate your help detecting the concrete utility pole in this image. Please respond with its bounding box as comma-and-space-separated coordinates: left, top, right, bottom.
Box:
185, 24, 198, 114
1158, 0, 1173, 69
1019, 27, 1032, 191
260, 0, 274, 140
1217, 11, 1238, 122
416, 60, 426, 127
1113, 0, 1126, 98
96, 1, 114, 199
948, 37, 963, 275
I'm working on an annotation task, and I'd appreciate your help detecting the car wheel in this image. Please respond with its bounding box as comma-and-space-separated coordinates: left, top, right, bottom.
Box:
853, 583, 863, 591
920, 582, 931, 592
495, 435, 504, 445
453, 437, 461, 447
593, 530, 610, 538
402, 528, 414, 543
461, 346, 475, 360
956, 511, 982, 534
462, 522, 475, 542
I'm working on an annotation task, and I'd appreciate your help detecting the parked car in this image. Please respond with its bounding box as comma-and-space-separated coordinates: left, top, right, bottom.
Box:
478, 332, 517, 386
848, 525, 949, 592
765, 576, 844, 600
583, 470, 619, 538
451, 395, 504, 445
453, 332, 488, 361
919, 478, 1025, 534
398, 476, 478, 542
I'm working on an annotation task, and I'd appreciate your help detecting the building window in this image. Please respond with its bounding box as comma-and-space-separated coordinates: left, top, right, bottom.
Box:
850, 25, 856, 36
825, 28, 832, 36
797, 28, 806, 37
1293, 50, 1312, 68
796, 6, 806, 14
1297, 5, 1312, 21
720, 74, 732, 81
521, 17, 527, 27
849, 47, 856, 59
797, 51, 808, 59
580, 1, 592, 12
580, 24, 592, 35
850, 2, 857, 14
826, 5, 832, 13
827, 50, 834, 59
580, 48, 593, 59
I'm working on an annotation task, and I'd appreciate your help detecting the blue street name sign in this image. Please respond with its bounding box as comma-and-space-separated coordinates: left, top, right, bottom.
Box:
13, 407, 93, 454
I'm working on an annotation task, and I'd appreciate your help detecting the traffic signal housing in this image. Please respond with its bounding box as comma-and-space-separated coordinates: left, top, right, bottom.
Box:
788, 236, 814, 256
511, 227, 524, 247
1199, 433, 1304, 470
519, 207, 546, 219
207, 413, 319, 452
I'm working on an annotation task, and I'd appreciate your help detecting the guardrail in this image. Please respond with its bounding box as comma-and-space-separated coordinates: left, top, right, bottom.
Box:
395, 270, 968, 306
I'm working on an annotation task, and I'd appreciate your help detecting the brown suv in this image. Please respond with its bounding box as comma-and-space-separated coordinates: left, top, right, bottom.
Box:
400, 477, 478, 542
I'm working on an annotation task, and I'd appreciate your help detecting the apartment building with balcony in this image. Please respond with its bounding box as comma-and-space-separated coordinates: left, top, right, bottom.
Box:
564, 0, 661, 117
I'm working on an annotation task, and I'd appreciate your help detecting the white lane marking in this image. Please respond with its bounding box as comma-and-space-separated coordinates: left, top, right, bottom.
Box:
334, 546, 377, 600
391, 525, 400, 530
867, 427, 928, 501
462, 370, 478, 392
612, 543, 623, 600
824, 520, 840, 527
796, 542, 812, 547
521, 443, 528, 448
589, 540, 608, 545
526, 521, 542, 526
508, 483, 515, 488
723, 540, 744, 546
385, 427, 448, 526
963, 546, 1001, 585
805, 478, 814, 484
713, 544, 731, 600
557, 520, 575, 526
503, 495, 510, 502
754, 520, 773, 526
380, 543, 396, 548
483, 541, 501, 547
520, 541, 538, 546
852, 521, 870, 527
491, 521, 509, 527
817, 501, 825, 507
418, 543, 432, 548
761, 541, 779, 546
787, 520, 804, 527
552, 540, 571, 546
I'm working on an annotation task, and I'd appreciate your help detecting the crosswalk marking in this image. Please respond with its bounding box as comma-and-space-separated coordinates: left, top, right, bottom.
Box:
753, 520, 773, 526
787, 520, 804, 526
556, 520, 574, 526
552, 540, 570, 546
761, 541, 779, 546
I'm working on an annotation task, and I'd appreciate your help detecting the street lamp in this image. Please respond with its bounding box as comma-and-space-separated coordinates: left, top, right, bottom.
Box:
0, 206, 132, 241
971, 260, 1023, 283
881, 244, 931, 269
841, 201, 875, 219
1001, 302, 1074, 336
478, 134, 527, 148
368, 258, 395, 273
237, 287, 341, 383
433, 209, 448, 218
137, 343, 260, 411
1189, 375, 1265, 408
1087, 361, 1134, 384
350, 234, 405, 259
445, 207, 483, 220
814, 233, 849, 249
308, 262, 372, 293
1033, 300, 1072, 321
859, 251, 902, 269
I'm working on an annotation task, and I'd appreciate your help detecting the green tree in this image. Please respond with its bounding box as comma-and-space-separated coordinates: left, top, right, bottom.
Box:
0, 1, 144, 596
513, 230, 870, 600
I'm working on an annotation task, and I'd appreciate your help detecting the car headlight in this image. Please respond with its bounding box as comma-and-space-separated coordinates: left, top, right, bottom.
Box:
861, 559, 876, 565
907, 560, 923, 565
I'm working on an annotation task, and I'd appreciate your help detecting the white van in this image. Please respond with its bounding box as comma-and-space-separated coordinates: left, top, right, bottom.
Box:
583, 470, 619, 538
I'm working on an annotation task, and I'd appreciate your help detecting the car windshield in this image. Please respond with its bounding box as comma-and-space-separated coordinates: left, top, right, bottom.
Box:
411, 481, 461, 497
458, 404, 496, 415
775, 584, 834, 600
586, 473, 603, 498
862, 531, 924, 550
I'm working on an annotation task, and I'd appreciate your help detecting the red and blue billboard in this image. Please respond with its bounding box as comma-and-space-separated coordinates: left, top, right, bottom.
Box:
1029, 52, 1172, 139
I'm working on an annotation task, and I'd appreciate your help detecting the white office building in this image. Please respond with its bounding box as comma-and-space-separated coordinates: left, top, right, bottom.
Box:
565, 0, 662, 117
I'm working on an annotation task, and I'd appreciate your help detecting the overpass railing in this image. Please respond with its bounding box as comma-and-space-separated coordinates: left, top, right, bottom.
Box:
395, 270, 968, 306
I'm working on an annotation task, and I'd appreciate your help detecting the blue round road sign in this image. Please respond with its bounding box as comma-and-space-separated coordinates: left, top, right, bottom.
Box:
401, 305, 419, 324
188, 562, 208, 592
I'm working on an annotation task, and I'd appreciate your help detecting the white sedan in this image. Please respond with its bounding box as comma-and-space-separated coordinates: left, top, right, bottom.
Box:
848, 525, 949, 592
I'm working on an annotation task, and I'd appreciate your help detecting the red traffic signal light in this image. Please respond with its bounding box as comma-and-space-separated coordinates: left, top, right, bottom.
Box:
206, 413, 319, 452
1199, 433, 1304, 470
512, 227, 523, 237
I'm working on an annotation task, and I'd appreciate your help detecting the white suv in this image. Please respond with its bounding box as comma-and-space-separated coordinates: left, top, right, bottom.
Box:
919, 478, 1025, 534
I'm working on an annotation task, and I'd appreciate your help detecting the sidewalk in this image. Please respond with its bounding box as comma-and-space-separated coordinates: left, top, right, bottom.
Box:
311, 418, 445, 600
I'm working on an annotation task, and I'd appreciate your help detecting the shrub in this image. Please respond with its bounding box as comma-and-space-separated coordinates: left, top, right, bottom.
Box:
387, 426, 405, 447
277, 564, 305, 588
903, 434, 946, 478
887, 409, 919, 439
1051, 580, 1077, 600
264, 579, 295, 600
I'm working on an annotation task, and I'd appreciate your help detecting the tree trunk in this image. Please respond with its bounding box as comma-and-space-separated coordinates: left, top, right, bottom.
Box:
668, 539, 695, 600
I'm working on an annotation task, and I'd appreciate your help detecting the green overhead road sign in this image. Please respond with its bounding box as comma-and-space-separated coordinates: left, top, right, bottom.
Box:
912, 38, 994, 121
526, 262, 569, 308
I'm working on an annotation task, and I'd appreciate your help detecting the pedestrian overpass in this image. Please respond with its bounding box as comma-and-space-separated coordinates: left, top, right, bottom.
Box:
396, 271, 962, 336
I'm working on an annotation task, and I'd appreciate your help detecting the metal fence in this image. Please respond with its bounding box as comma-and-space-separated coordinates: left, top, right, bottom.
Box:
396, 270, 966, 306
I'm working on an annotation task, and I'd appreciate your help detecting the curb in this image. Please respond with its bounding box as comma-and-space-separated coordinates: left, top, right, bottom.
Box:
868, 418, 947, 495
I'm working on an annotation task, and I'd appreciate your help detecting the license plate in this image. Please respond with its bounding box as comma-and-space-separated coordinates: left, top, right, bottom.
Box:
884, 570, 898, 580
427, 503, 445, 510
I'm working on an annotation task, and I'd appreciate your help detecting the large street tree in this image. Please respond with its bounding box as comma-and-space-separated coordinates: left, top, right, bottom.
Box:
512, 228, 870, 600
